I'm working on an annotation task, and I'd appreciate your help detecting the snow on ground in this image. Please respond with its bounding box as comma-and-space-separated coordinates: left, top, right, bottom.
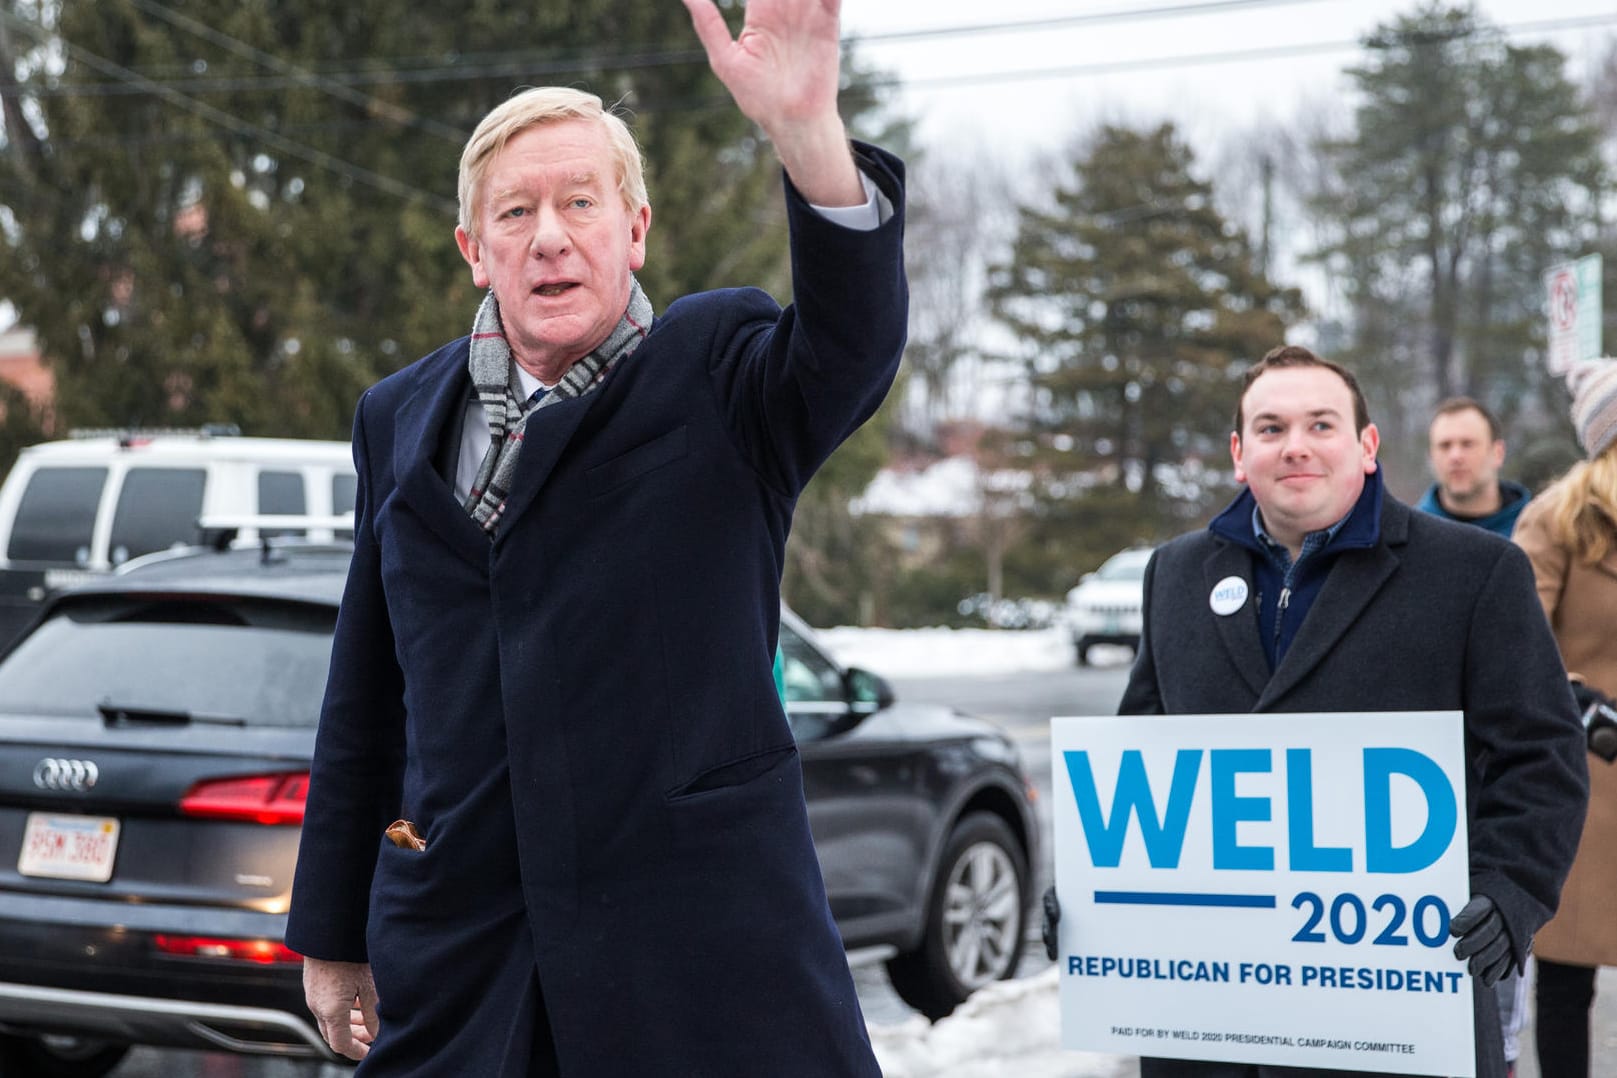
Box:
808, 625, 1133, 1075
869, 968, 1133, 1078
815, 624, 1073, 677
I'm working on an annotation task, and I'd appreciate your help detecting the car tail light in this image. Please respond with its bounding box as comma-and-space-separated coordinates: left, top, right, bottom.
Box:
153, 935, 302, 964
179, 772, 308, 825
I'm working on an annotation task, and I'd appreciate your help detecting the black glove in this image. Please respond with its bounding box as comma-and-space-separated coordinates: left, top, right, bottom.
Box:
1041, 885, 1060, 962
1572, 681, 1617, 763
1571, 679, 1612, 713
1449, 894, 1514, 986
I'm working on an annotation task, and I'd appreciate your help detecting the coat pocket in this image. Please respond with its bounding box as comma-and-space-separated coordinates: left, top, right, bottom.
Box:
666, 743, 798, 802
385, 819, 427, 851
586, 425, 690, 496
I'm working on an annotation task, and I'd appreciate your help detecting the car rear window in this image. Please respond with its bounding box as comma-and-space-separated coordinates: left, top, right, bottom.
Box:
0, 596, 335, 727
258, 470, 307, 539
108, 467, 206, 565
332, 473, 356, 540
6, 466, 107, 565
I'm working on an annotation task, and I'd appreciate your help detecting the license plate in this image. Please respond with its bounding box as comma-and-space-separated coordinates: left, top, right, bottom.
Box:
18, 813, 120, 882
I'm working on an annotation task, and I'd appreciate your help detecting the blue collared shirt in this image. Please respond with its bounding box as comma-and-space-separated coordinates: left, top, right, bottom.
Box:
1208, 468, 1385, 669
1251, 503, 1351, 579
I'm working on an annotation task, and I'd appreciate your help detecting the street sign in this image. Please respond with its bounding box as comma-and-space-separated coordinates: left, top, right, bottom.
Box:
1545, 254, 1603, 375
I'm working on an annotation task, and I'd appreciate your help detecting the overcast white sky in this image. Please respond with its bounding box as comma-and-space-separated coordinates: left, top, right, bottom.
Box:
839, 0, 1617, 163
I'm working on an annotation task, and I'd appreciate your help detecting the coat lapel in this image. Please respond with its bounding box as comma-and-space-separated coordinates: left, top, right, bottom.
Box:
392, 357, 490, 570
1204, 543, 1270, 699
490, 386, 609, 542
1256, 502, 1409, 709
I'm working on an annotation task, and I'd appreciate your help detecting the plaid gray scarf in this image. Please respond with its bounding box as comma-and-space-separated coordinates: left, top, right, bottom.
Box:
463, 277, 653, 533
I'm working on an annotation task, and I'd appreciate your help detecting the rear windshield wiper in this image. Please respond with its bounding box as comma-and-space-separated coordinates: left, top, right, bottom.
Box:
98, 702, 248, 727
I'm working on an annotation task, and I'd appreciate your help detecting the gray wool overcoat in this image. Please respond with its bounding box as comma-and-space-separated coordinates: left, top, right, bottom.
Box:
1120, 494, 1589, 1078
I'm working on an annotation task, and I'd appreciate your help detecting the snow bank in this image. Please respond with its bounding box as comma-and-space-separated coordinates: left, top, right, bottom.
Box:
815, 625, 1073, 677
869, 968, 1131, 1078
812, 624, 1138, 1074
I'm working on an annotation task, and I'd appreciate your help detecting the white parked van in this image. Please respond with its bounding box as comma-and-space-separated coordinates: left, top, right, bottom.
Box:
0, 428, 355, 649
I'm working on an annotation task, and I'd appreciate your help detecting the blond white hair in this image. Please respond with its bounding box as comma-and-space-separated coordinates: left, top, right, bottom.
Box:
457, 87, 647, 240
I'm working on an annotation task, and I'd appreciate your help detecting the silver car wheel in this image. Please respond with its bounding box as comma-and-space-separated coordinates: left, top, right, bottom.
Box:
941, 840, 1021, 990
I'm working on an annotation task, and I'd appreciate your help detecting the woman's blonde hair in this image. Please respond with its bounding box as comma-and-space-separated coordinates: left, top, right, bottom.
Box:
457, 87, 647, 241
1538, 441, 1617, 564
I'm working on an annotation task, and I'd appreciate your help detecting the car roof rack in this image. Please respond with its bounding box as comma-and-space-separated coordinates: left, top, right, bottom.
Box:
109, 514, 356, 575
197, 513, 354, 533
69, 424, 242, 446
197, 514, 356, 561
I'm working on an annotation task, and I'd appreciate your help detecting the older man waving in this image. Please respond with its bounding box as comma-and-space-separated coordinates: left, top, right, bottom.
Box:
284, 2, 907, 1074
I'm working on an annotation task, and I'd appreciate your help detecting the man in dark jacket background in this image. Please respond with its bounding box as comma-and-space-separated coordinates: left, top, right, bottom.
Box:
1046, 346, 1587, 1078
1416, 397, 1531, 538
1416, 394, 1536, 1075
283, 0, 907, 1074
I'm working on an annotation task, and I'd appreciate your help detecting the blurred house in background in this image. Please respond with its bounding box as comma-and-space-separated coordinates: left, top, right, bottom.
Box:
0, 326, 54, 435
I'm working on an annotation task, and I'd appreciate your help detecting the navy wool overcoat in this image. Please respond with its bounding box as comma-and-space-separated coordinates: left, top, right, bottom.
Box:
285, 146, 907, 1076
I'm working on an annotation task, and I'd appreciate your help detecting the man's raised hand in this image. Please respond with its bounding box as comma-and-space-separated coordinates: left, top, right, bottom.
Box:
682, 0, 842, 131
682, 0, 863, 207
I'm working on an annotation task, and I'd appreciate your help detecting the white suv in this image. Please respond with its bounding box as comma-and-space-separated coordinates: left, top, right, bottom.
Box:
0, 428, 354, 650
1064, 546, 1153, 666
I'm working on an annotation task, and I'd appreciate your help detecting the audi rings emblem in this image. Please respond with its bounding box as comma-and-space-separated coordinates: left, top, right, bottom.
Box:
32, 758, 100, 793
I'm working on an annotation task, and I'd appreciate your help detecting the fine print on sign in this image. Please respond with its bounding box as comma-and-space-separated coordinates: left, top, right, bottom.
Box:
1050, 712, 1473, 1077
1545, 254, 1603, 376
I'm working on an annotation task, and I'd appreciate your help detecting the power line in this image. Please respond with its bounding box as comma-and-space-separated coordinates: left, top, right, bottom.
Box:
10, 45, 709, 96
868, 12, 1617, 94
16, 8, 1615, 103
0, 9, 454, 214
900, 36, 1351, 91
4, 6, 1612, 195
12, 0, 1340, 97
9, 5, 1614, 134
850, 0, 1336, 44
125, 0, 467, 143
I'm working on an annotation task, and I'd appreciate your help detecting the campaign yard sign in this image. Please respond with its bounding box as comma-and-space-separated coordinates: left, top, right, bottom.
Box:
1051, 712, 1473, 1076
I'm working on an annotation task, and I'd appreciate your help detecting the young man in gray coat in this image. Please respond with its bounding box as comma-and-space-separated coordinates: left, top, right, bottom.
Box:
1046, 346, 1587, 1078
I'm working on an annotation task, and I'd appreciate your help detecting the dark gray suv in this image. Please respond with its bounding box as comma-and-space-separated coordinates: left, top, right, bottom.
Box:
0, 543, 1037, 1075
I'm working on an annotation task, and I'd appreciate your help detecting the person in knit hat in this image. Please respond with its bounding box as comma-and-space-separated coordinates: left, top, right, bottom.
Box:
1569, 357, 1617, 459
1511, 356, 1617, 1078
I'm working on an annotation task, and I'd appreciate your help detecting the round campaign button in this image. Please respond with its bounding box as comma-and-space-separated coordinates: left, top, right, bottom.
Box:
1209, 576, 1249, 616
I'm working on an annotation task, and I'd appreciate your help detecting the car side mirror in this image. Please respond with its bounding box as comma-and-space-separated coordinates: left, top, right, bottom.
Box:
845, 667, 895, 715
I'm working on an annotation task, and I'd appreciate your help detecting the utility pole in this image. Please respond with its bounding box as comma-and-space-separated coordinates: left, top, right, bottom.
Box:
1258, 153, 1274, 279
